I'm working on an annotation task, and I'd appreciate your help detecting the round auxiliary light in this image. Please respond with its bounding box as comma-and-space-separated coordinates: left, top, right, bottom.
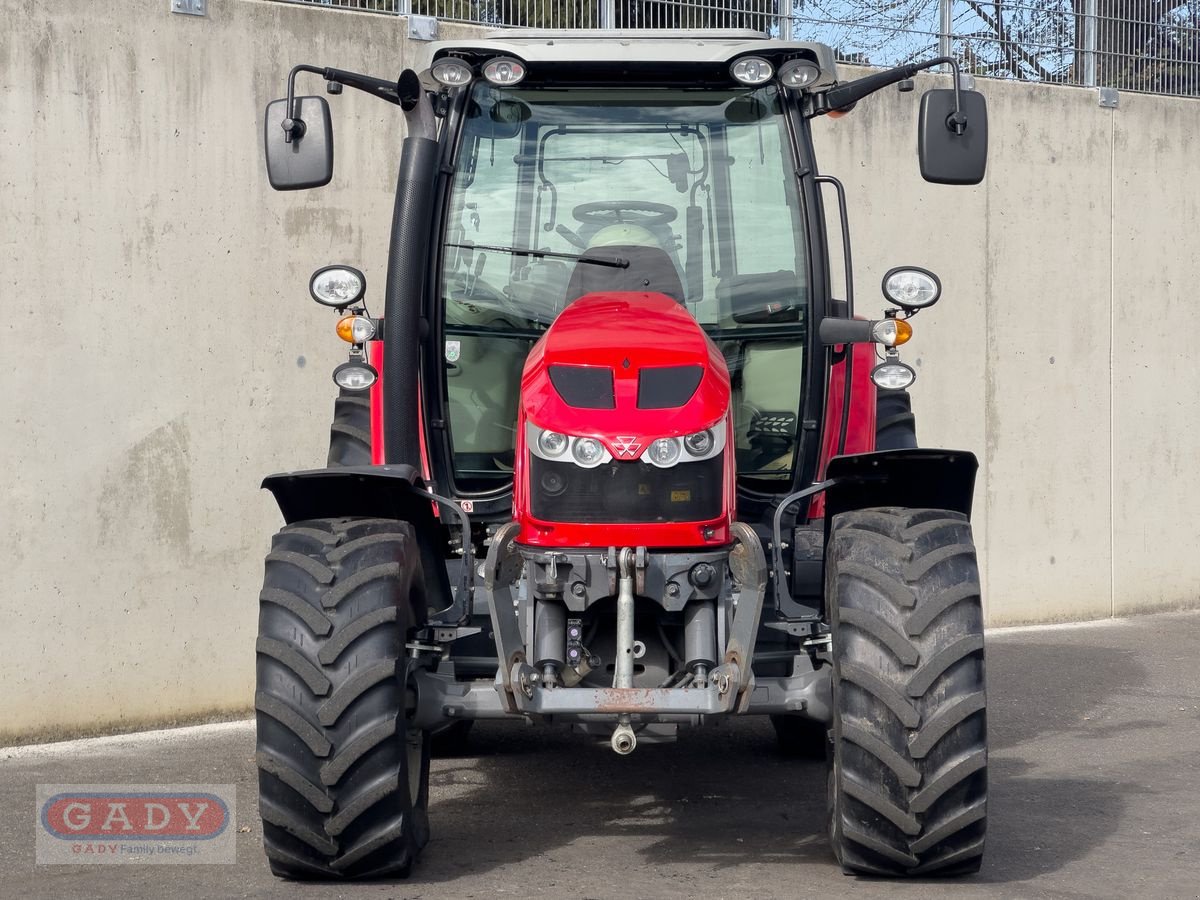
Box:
541, 471, 567, 497
871, 361, 917, 391
332, 360, 378, 392
684, 429, 714, 457
731, 57, 774, 86
571, 437, 605, 468
431, 58, 473, 87
882, 266, 942, 310
310, 265, 366, 308
779, 59, 822, 89
336, 315, 376, 344
537, 429, 568, 458
646, 437, 682, 468
871, 318, 914, 348
482, 57, 526, 86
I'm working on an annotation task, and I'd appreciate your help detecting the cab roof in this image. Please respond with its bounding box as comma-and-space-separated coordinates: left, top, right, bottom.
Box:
427, 30, 839, 90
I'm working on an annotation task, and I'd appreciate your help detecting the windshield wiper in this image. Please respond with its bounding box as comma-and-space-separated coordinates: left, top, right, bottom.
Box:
447, 242, 629, 269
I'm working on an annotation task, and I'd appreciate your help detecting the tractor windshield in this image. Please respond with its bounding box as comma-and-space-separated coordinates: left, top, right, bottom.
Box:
441, 83, 809, 493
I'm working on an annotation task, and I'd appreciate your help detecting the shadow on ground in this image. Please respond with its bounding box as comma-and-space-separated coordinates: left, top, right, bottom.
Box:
361, 634, 1149, 888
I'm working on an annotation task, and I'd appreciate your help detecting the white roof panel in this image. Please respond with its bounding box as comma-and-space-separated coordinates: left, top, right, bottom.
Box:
428, 31, 839, 78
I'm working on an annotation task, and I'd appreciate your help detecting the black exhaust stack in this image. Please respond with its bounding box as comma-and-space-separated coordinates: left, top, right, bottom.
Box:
383, 72, 439, 467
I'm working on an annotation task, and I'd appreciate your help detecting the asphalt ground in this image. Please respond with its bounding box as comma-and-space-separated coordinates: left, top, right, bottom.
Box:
3, 610, 1199, 900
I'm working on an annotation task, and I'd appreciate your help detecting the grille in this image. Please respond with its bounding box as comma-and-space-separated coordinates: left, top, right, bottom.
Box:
530, 455, 723, 524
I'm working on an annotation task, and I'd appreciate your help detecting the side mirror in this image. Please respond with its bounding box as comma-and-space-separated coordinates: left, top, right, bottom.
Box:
488, 99, 530, 139
264, 96, 333, 191
918, 89, 987, 185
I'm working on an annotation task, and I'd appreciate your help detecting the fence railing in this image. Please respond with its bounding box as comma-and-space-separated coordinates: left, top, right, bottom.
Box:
275, 0, 1200, 97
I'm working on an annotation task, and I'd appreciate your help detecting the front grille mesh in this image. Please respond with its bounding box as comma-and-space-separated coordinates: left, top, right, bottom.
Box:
530, 455, 723, 524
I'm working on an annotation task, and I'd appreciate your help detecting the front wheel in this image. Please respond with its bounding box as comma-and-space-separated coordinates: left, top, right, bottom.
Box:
327, 388, 372, 466
826, 507, 986, 877
255, 517, 430, 880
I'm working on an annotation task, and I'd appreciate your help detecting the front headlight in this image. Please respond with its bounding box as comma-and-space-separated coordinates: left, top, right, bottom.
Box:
572, 437, 606, 468
537, 429, 569, 459
527, 423, 613, 467
645, 437, 682, 468
643, 421, 727, 468
684, 429, 714, 456
526, 421, 725, 469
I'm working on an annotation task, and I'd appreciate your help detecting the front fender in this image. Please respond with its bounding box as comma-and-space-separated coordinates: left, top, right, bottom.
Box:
261, 464, 455, 625
823, 448, 978, 521
262, 464, 427, 525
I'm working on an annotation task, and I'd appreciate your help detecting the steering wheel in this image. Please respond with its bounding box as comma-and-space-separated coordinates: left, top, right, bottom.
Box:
572, 201, 678, 228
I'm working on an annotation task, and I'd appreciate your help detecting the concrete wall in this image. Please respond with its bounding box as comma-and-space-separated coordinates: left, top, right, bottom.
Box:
812, 76, 1200, 625
1, 0, 1196, 741
0, 0, 485, 743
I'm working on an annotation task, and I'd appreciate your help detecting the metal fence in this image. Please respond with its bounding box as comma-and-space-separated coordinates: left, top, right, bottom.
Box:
277, 0, 1200, 97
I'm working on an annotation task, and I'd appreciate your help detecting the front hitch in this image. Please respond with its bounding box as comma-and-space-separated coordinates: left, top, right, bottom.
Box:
481, 524, 769, 729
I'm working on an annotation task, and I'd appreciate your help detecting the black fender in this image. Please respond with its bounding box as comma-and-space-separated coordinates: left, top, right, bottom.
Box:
261, 464, 456, 625
823, 448, 978, 522
768, 449, 977, 622
262, 464, 428, 524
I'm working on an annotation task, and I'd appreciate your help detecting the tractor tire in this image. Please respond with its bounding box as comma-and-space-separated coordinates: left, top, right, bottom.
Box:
770, 714, 828, 760
255, 517, 430, 880
826, 507, 986, 877
327, 388, 372, 466
875, 389, 917, 451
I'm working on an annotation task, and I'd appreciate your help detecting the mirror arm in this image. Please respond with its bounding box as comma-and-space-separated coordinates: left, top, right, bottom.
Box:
321, 67, 408, 107
930, 57, 969, 135
283, 66, 425, 144
283, 64, 324, 143
818, 56, 968, 134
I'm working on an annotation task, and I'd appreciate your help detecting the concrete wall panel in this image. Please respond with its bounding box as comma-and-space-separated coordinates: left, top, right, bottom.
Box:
815, 78, 1118, 624
975, 83, 1115, 624
1111, 91, 1200, 616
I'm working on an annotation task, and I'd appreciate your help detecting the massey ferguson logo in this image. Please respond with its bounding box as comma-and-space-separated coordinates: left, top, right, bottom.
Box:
612, 436, 641, 458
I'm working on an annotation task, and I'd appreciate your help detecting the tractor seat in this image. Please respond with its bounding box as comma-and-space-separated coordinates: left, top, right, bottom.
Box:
565, 244, 685, 305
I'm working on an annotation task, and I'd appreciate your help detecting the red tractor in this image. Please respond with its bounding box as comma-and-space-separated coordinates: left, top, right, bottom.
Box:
258, 30, 989, 880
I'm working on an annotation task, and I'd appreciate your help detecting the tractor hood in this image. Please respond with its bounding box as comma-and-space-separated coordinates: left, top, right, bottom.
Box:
514, 291, 736, 548
520, 292, 730, 456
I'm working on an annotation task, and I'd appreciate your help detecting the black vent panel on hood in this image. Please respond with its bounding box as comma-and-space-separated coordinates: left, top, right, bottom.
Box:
637, 365, 704, 409
548, 364, 615, 410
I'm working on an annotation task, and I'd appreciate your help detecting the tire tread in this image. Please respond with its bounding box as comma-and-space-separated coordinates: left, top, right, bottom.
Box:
827, 507, 987, 877
255, 518, 428, 881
